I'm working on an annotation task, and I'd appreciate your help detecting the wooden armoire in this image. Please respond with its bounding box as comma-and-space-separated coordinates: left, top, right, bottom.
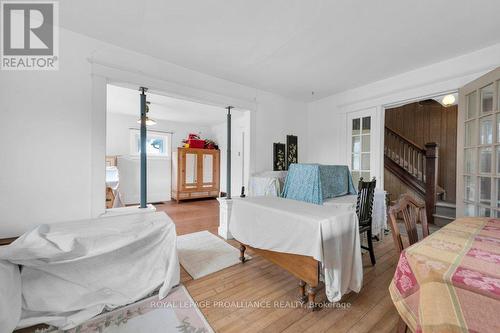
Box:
172, 147, 220, 203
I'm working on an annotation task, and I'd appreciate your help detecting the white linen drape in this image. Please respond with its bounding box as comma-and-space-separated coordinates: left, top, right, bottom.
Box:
0, 212, 180, 330
229, 196, 363, 302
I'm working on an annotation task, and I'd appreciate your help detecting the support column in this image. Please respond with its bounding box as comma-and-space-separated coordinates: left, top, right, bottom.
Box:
139, 87, 148, 209
218, 106, 234, 240
424, 142, 438, 224
226, 106, 233, 199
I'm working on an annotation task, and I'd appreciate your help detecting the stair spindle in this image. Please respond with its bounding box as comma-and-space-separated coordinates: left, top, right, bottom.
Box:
384, 126, 439, 225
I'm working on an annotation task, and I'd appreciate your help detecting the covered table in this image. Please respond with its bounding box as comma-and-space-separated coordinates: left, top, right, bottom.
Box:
229, 196, 363, 302
282, 164, 356, 205
248, 171, 287, 197
106, 166, 124, 208
389, 217, 500, 333
324, 188, 387, 238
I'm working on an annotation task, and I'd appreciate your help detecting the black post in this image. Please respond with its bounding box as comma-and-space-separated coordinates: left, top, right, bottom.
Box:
226, 106, 233, 200
139, 87, 148, 208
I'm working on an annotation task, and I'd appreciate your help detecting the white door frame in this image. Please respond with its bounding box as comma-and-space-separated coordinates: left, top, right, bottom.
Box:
346, 107, 384, 188
90, 61, 256, 217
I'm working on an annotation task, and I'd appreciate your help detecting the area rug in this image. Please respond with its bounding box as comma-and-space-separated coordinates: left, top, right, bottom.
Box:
38, 285, 213, 333
177, 231, 251, 279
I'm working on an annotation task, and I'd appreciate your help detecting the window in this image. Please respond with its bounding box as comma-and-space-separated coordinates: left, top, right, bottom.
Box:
130, 129, 171, 157
351, 116, 371, 184
462, 81, 500, 217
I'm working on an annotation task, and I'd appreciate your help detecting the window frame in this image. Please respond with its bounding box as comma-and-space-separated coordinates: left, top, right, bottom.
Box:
129, 129, 172, 158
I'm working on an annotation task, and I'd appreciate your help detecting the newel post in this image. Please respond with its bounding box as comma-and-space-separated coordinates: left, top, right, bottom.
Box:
424, 143, 438, 224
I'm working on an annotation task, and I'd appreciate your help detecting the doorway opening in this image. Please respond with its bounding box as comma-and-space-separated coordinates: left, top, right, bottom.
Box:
383, 93, 458, 226
105, 83, 251, 210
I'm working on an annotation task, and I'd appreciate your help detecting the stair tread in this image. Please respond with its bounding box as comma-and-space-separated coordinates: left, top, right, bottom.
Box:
433, 214, 455, 220
436, 201, 456, 208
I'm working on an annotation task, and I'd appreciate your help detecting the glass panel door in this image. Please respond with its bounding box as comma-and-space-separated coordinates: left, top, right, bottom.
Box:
351, 116, 371, 184
184, 153, 198, 188
202, 153, 214, 186
460, 74, 500, 217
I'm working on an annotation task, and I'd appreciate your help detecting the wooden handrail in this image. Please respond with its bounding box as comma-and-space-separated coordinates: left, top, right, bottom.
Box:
385, 126, 425, 152
384, 126, 439, 224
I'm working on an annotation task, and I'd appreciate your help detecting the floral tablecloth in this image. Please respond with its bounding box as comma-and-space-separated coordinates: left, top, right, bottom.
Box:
389, 217, 500, 333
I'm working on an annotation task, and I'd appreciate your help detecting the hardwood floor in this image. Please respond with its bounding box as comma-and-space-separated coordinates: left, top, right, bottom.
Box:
155, 198, 401, 333
155, 198, 220, 236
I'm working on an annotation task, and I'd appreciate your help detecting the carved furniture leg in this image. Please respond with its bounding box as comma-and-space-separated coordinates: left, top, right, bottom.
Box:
239, 244, 246, 263
298, 280, 307, 303
306, 285, 318, 311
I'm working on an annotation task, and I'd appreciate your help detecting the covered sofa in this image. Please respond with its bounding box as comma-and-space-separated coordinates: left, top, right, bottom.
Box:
0, 211, 180, 331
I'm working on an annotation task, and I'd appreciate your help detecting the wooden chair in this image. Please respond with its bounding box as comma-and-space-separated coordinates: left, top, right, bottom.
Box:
389, 194, 429, 333
356, 177, 377, 266
388, 193, 429, 254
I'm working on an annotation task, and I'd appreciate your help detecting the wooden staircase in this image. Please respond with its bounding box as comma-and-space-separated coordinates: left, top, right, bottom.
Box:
384, 126, 446, 224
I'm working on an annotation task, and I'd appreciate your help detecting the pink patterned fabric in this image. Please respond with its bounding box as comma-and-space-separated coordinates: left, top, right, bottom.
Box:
467, 248, 500, 264
389, 218, 500, 333
475, 235, 500, 245
394, 252, 419, 295
452, 267, 500, 297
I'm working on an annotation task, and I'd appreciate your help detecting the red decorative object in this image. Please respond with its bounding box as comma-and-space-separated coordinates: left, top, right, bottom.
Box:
188, 139, 205, 148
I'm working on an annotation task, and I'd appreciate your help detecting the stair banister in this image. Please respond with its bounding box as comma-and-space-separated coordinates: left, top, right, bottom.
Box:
384, 126, 439, 224
424, 143, 438, 225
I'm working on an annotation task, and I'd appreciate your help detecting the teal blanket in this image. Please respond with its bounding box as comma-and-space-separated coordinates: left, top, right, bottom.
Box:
281, 164, 357, 205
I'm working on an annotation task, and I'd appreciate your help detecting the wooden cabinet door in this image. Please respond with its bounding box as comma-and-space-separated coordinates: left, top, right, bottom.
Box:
200, 150, 220, 192
179, 148, 199, 192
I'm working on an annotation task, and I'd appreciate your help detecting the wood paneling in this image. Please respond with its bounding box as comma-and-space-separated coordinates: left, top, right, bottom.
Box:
384, 169, 421, 204
385, 100, 457, 203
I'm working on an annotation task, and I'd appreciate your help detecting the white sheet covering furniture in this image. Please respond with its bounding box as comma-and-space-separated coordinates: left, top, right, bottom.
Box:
324, 188, 387, 238
0, 260, 21, 333
229, 196, 363, 302
248, 171, 288, 197
0, 211, 180, 330
117, 155, 171, 204
106, 166, 124, 208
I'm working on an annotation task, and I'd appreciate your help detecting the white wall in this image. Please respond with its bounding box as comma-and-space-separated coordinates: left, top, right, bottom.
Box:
306, 42, 500, 190
106, 112, 215, 156
0, 26, 307, 237
0, 29, 108, 237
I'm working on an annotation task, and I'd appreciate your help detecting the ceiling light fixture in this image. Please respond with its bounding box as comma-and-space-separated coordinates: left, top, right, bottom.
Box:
442, 94, 456, 107
137, 101, 156, 126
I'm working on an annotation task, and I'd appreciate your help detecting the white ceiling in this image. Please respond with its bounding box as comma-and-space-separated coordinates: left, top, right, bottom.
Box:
62, 0, 500, 100
107, 85, 230, 126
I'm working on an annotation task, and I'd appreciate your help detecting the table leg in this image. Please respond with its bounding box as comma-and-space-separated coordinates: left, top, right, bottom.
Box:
306, 285, 318, 311
298, 280, 307, 303
239, 244, 246, 263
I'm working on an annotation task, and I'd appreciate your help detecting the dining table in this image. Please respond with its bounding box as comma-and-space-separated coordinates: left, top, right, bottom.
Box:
389, 217, 500, 333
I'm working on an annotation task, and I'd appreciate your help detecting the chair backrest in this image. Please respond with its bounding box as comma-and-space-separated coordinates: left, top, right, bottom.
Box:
356, 177, 376, 226
388, 194, 429, 254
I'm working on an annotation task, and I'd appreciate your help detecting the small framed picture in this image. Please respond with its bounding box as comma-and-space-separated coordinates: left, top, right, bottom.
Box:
273, 143, 286, 171
286, 135, 298, 169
